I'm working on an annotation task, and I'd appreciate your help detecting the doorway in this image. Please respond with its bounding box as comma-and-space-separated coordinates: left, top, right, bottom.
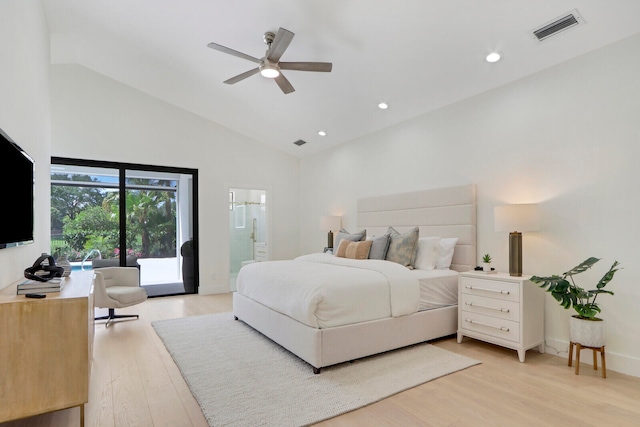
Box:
229, 188, 267, 291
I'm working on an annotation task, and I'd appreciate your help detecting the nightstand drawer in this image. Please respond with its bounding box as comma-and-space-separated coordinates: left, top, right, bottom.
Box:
460, 277, 519, 302
460, 293, 520, 322
461, 311, 520, 343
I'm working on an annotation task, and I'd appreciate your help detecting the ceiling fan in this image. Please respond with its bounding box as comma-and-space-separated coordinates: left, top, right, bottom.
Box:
207, 27, 332, 94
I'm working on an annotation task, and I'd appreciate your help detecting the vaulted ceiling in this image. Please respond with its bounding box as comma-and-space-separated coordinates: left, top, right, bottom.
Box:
42, 1, 640, 157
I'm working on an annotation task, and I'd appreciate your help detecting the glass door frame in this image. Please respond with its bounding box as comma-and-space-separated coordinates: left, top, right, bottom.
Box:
51, 156, 199, 294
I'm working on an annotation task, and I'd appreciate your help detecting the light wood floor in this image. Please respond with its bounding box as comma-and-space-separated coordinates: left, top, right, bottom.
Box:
3, 293, 640, 427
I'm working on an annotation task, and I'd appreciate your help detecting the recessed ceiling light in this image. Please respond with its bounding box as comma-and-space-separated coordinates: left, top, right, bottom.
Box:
318, 131, 326, 136
378, 102, 388, 110
486, 52, 501, 63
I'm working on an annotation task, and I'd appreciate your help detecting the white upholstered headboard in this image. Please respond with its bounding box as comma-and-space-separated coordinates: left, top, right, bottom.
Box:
357, 184, 477, 272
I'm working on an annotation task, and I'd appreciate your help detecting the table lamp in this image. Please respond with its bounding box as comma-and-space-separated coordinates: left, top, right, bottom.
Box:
319, 216, 342, 249
494, 204, 540, 277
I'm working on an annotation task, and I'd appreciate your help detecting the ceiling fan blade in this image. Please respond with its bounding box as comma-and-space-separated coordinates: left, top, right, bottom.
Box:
223, 68, 260, 85
207, 42, 261, 64
266, 28, 294, 63
274, 73, 295, 94
279, 62, 333, 72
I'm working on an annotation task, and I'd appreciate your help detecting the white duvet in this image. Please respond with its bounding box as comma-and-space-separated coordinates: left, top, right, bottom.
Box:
236, 253, 420, 328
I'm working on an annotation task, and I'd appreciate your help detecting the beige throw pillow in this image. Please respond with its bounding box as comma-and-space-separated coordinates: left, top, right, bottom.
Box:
334, 239, 351, 257
336, 239, 372, 259
333, 228, 366, 255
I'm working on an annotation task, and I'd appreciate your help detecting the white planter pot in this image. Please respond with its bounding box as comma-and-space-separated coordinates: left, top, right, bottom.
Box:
569, 316, 606, 347
483, 262, 491, 272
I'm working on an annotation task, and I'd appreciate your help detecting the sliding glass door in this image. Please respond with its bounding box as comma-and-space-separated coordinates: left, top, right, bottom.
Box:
51, 158, 198, 296
124, 169, 195, 295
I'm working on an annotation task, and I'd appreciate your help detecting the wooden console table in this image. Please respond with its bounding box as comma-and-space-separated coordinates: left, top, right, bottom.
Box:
0, 270, 95, 425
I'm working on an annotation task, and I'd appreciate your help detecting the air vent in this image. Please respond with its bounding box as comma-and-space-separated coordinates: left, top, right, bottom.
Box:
532, 9, 584, 42
293, 139, 307, 146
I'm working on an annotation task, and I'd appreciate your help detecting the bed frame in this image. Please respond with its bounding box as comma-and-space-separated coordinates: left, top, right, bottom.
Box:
233, 184, 476, 373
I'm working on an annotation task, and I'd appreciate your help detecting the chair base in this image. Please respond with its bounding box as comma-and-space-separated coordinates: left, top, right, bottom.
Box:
95, 308, 139, 327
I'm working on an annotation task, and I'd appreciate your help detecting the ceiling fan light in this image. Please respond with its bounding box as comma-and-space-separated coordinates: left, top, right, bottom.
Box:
260, 63, 280, 78
486, 52, 501, 63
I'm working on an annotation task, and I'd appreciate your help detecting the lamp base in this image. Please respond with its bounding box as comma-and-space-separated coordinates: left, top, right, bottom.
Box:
327, 231, 334, 249
509, 232, 523, 277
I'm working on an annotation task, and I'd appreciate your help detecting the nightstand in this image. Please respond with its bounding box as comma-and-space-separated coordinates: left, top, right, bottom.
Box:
457, 271, 545, 362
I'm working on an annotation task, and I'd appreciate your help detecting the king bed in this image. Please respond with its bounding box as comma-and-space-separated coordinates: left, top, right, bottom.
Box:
233, 184, 476, 373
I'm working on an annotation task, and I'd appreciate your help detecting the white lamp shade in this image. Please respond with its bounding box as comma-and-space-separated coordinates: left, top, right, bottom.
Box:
494, 204, 540, 232
319, 215, 342, 231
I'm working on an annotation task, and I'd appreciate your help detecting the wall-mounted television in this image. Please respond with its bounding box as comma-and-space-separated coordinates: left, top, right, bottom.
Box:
0, 127, 34, 249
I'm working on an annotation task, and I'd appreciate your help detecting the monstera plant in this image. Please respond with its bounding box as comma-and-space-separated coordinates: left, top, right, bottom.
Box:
530, 257, 621, 320
531, 257, 621, 348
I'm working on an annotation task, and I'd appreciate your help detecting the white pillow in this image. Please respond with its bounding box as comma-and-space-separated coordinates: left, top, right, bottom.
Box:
414, 237, 441, 270
435, 237, 458, 269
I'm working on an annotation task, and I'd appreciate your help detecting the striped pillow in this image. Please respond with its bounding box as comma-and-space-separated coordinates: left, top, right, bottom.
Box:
336, 239, 373, 259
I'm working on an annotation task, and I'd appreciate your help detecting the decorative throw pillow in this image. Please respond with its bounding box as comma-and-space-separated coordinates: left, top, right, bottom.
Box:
333, 228, 366, 255
385, 226, 420, 268
414, 237, 441, 270
435, 237, 458, 269
368, 234, 391, 260
334, 239, 351, 257
338, 240, 373, 260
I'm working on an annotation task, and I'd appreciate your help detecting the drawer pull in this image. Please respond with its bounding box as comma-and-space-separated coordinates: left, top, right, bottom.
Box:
465, 302, 510, 313
465, 285, 510, 295
464, 318, 510, 332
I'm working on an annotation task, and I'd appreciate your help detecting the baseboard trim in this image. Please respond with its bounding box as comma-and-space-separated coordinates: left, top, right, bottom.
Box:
198, 283, 228, 295
545, 337, 640, 378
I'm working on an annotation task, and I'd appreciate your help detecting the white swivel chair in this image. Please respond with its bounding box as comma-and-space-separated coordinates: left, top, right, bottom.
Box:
94, 267, 147, 327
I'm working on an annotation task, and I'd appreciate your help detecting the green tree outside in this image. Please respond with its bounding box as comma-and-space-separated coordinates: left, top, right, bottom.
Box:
51, 175, 177, 262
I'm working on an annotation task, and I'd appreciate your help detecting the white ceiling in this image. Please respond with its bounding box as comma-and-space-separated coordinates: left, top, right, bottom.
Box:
42, 1, 640, 158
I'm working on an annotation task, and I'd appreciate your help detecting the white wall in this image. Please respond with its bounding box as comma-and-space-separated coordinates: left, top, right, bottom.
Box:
299, 33, 640, 377
49, 64, 299, 294
0, 0, 51, 289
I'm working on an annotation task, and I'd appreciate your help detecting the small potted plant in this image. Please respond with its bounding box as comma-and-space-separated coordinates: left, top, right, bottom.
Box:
482, 253, 492, 272
530, 257, 621, 347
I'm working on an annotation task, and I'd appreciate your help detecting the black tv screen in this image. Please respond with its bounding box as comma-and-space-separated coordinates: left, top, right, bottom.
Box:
0, 128, 34, 248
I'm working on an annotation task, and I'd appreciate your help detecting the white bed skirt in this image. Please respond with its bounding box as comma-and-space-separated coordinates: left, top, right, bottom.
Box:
233, 292, 458, 372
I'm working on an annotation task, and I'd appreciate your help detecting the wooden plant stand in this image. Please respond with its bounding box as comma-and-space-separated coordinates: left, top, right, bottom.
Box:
568, 341, 606, 378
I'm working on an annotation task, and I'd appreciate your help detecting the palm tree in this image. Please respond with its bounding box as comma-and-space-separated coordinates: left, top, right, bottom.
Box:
102, 179, 176, 257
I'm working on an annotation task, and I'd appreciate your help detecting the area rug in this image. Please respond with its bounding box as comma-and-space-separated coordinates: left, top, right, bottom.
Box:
152, 312, 480, 427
